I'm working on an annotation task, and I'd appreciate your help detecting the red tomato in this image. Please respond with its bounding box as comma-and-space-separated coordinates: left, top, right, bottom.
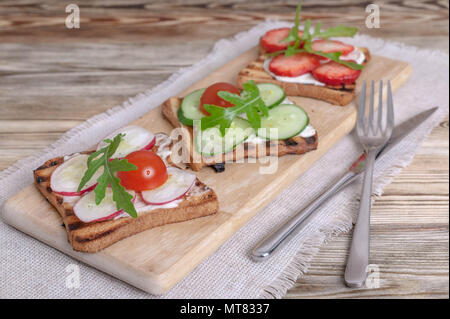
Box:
117, 150, 168, 191
200, 82, 240, 116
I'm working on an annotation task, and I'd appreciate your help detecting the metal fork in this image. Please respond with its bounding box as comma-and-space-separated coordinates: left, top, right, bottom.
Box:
344, 80, 394, 288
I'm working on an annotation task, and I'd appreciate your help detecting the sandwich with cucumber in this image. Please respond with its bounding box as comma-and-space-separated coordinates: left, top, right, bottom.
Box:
162, 80, 318, 172
237, 3, 371, 106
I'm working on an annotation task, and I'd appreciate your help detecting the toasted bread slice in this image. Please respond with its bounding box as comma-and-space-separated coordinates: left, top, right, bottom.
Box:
34, 154, 219, 253
162, 97, 318, 172
237, 47, 371, 106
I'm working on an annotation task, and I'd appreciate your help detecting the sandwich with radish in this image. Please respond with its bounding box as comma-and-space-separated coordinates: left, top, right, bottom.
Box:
34, 126, 218, 253
238, 3, 371, 106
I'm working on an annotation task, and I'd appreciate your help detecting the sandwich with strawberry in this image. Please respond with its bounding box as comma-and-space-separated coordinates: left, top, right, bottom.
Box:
238, 3, 371, 106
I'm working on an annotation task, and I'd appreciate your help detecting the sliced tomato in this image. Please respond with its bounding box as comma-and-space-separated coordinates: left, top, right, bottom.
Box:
260, 28, 304, 53
200, 82, 240, 116
312, 60, 362, 86
269, 52, 321, 77
117, 150, 168, 191
311, 40, 354, 56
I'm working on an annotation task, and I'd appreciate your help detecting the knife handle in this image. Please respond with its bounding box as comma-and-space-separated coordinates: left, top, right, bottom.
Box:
251, 171, 356, 261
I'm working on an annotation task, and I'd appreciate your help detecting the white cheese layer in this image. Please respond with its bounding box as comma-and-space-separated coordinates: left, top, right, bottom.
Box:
263, 59, 325, 86
340, 48, 366, 64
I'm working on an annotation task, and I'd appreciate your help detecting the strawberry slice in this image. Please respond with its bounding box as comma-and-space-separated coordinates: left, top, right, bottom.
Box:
312, 60, 362, 86
260, 28, 304, 53
269, 52, 321, 77
311, 40, 354, 56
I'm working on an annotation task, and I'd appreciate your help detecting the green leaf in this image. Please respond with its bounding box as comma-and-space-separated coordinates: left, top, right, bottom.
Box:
302, 19, 311, 42
285, 45, 302, 57
280, 2, 303, 54
200, 80, 269, 135
315, 25, 358, 40
313, 22, 323, 36
306, 47, 365, 70
276, 1, 361, 70
77, 133, 139, 218
281, 32, 297, 44
293, 2, 302, 30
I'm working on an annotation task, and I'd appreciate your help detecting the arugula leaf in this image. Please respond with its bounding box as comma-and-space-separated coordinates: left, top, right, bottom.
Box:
314, 25, 358, 40
77, 133, 138, 218
200, 80, 269, 136
302, 19, 312, 42
313, 22, 323, 36
282, 2, 302, 44
302, 42, 364, 70
278, 2, 363, 70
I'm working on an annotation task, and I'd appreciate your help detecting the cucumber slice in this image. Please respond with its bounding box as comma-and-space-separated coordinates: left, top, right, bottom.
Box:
195, 118, 254, 156
177, 107, 195, 126
257, 83, 286, 108
257, 104, 309, 140
178, 88, 206, 126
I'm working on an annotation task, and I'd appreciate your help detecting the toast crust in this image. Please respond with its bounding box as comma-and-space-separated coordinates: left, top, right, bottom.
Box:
237, 47, 371, 106
162, 97, 318, 171
34, 155, 219, 253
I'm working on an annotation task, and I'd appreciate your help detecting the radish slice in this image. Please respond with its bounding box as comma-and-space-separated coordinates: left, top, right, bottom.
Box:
74, 188, 136, 223
51, 154, 103, 196
141, 167, 196, 205
97, 125, 155, 159
142, 138, 156, 151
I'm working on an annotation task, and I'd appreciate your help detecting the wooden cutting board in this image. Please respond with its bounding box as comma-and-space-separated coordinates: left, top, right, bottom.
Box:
1, 46, 412, 295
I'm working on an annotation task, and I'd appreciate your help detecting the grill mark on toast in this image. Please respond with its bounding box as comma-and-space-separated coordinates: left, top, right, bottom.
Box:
35, 157, 64, 171
36, 176, 46, 183
305, 136, 316, 145
68, 221, 84, 231
65, 208, 74, 217
285, 139, 298, 146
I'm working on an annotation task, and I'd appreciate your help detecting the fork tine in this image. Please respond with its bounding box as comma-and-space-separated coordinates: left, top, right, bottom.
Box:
368, 80, 375, 135
357, 81, 367, 136
377, 80, 383, 135
386, 80, 394, 136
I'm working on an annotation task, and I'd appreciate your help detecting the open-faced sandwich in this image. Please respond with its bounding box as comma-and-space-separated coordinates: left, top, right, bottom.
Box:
238, 4, 370, 106
162, 80, 318, 172
34, 125, 219, 253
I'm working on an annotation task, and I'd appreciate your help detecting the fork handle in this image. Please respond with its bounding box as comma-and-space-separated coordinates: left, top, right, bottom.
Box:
344, 149, 377, 288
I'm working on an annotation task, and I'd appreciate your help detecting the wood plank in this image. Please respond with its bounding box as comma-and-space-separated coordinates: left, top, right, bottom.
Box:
0, 1, 448, 52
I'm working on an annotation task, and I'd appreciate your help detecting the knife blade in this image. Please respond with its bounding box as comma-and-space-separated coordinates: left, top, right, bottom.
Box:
251, 107, 438, 261
349, 106, 439, 175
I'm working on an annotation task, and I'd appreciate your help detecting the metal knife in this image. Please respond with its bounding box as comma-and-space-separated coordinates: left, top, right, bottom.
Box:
251, 107, 438, 261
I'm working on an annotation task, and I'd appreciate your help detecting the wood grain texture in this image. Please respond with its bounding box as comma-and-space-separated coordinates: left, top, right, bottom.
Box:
0, 0, 448, 298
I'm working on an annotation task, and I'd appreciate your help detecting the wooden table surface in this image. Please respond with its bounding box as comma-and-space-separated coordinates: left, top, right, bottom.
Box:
0, 0, 448, 298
